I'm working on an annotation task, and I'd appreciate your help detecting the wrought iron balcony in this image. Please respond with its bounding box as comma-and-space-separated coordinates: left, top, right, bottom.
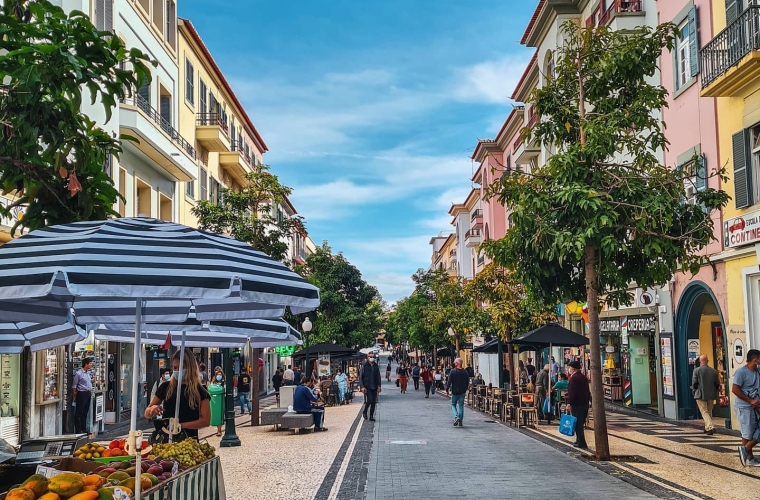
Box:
599, 0, 643, 26
196, 113, 229, 134
230, 140, 252, 166
122, 94, 196, 160
700, 5, 760, 90
470, 209, 483, 221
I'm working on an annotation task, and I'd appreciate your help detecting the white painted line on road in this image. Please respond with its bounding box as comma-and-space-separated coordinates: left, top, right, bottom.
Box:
327, 414, 365, 500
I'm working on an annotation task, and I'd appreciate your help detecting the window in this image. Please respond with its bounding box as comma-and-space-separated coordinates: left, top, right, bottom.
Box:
545, 50, 555, 81
185, 59, 194, 106
682, 155, 707, 205
166, 1, 177, 49
751, 124, 760, 205
199, 80, 207, 114
94, 0, 113, 31
103, 154, 112, 178
200, 167, 208, 201
186, 180, 194, 199
674, 8, 699, 91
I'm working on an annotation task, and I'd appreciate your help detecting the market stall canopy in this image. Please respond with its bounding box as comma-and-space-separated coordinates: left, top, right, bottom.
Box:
335, 351, 366, 361
472, 340, 498, 353
291, 342, 356, 358
436, 347, 454, 357
0, 218, 320, 324
509, 323, 590, 348
0, 321, 86, 353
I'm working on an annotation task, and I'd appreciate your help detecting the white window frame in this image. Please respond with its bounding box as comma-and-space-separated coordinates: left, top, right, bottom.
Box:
675, 20, 691, 90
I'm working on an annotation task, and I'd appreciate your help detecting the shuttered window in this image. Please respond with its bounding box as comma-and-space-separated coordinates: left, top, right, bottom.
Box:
687, 7, 699, 78
185, 59, 194, 106
200, 168, 208, 201
137, 82, 150, 106
94, 0, 112, 31
726, 0, 742, 24
733, 129, 751, 208
695, 155, 707, 192
199, 80, 207, 115
159, 95, 171, 126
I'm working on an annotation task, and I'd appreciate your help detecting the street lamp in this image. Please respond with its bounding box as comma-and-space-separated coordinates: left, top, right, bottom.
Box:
220, 346, 241, 447
302, 317, 312, 382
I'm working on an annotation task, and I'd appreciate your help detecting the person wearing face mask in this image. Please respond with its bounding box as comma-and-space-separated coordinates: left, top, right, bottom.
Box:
334, 368, 349, 405
565, 360, 590, 449
210, 366, 225, 436
145, 349, 210, 441
360, 352, 382, 421
150, 368, 172, 401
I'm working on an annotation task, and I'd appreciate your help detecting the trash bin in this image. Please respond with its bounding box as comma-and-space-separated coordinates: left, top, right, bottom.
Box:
208, 384, 225, 427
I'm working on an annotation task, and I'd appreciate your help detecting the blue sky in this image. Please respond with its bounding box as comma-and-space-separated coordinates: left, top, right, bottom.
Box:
180, 0, 536, 303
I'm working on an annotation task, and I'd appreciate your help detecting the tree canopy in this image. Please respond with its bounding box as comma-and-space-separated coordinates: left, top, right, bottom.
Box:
483, 21, 729, 460
191, 163, 305, 264
0, 0, 152, 233
294, 243, 384, 349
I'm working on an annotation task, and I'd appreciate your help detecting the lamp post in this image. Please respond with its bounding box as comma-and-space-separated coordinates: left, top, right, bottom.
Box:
302, 317, 312, 382
220, 347, 241, 447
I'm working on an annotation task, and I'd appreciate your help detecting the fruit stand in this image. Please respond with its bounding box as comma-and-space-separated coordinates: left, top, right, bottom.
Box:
2, 439, 225, 500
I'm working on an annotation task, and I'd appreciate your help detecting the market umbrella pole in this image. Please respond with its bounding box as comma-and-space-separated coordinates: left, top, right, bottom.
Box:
128, 299, 144, 500
170, 332, 188, 443
220, 347, 241, 446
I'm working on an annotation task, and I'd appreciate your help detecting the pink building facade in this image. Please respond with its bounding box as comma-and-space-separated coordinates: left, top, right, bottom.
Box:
659, 0, 728, 420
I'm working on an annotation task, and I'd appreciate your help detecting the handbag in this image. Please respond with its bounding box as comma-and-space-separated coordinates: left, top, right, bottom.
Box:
396, 379, 400, 387
559, 413, 577, 437
542, 396, 551, 416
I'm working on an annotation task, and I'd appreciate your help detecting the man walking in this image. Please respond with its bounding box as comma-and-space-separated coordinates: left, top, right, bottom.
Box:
550, 356, 560, 384
72, 357, 93, 434
283, 365, 294, 385
238, 367, 252, 415
692, 354, 720, 435
446, 358, 469, 427
733, 349, 760, 466
360, 351, 382, 421
421, 365, 433, 398
412, 363, 421, 391
565, 360, 590, 449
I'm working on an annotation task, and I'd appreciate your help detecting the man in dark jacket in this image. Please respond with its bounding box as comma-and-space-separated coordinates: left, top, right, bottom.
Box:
565, 360, 591, 449
360, 351, 382, 421
446, 358, 470, 427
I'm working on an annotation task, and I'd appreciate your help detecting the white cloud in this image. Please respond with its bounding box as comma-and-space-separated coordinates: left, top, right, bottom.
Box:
362, 271, 417, 304
416, 214, 454, 231
452, 55, 533, 104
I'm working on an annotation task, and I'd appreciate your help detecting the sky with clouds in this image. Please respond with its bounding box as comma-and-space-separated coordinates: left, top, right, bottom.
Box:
180, 0, 536, 303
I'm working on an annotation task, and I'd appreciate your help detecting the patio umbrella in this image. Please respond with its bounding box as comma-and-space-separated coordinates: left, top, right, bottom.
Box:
0, 321, 86, 353
0, 218, 320, 499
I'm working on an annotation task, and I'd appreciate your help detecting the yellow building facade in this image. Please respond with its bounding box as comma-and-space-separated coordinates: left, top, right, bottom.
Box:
701, 0, 760, 388
176, 19, 268, 228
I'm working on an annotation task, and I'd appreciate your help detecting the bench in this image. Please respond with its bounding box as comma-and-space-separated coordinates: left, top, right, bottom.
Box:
279, 413, 315, 434
261, 408, 288, 429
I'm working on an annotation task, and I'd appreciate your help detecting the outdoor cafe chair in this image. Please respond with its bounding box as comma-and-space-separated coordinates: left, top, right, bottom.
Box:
517, 393, 538, 429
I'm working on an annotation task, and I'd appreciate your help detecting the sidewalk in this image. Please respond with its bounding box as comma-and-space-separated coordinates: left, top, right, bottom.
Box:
366, 379, 654, 500
475, 399, 760, 500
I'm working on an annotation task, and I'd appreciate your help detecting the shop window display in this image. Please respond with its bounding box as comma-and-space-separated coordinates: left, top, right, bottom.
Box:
37, 348, 61, 403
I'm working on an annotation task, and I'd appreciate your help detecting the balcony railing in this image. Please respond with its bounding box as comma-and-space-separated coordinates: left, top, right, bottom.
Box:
471, 209, 483, 221
196, 113, 229, 135
449, 248, 457, 256
700, 5, 760, 89
230, 140, 252, 165
464, 229, 481, 239
123, 94, 196, 160
513, 112, 540, 150
599, 0, 643, 26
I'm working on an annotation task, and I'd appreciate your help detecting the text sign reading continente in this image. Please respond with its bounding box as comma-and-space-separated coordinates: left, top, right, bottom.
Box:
724, 209, 760, 248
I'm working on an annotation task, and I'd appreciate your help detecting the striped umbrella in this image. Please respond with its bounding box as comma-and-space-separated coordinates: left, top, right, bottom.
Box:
0, 218, 319, 497
0, 322, 86, 354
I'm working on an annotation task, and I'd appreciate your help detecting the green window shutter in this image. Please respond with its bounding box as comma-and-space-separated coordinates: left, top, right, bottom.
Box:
733, 130, 751, 208
688, 7, 699, 77
695, 155, 707, 191
726, 0, 741, 24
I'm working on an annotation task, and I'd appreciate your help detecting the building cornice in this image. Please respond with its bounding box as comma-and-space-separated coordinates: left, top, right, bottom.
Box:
511, 53, 539, 102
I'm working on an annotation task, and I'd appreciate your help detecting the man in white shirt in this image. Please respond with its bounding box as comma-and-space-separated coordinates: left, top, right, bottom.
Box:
283, 365, 295, 385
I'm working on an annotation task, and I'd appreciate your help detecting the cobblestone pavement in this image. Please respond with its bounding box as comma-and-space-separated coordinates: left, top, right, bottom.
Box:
366, 367, 654, 500
517, 404, 760, 500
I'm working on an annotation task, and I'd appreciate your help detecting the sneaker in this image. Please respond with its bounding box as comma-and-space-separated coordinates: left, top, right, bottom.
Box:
705, 429, 715, 435
363, 413, 368, 420
749, 458, 760, 467
739, 446, 749, 467
453, 418, 460, 427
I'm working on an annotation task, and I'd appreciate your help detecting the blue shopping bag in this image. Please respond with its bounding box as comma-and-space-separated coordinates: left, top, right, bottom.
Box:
559, 413, 577, 437
543, 397, 551, 416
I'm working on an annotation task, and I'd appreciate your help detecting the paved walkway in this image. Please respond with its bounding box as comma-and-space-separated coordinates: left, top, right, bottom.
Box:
365, 362, 654, 500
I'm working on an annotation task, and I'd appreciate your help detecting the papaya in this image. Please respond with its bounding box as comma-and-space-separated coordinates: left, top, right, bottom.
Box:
68, 492, 99, 500
95, 489, 114, 500
48, 473, 85, 498
5, 488, 35, 500
82, 485, 98, 491
82, 475, 103, 487
22, 473, 49, 496
142, 473, 158, 486
38, 493, 61, 500
118, 476, 150, 491
105, 472, 129, 483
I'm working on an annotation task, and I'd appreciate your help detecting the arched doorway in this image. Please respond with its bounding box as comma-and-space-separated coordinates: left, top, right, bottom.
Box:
674, 282, 728, 420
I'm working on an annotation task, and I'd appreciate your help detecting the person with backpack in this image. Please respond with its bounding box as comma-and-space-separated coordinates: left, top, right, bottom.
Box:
412, 363, 421, 391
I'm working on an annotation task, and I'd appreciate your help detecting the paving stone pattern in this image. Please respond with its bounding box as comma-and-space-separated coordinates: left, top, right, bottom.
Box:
365, 367, 655, 500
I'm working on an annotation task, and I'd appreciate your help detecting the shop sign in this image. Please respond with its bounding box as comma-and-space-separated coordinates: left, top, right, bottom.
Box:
688, 339, 700, 365
318, 354, 331, 377
625, 315, 655, 333
275, 345, 296, 356
734, 338, 745, 365
600, 318, 620, 333
724, 209, 760, 248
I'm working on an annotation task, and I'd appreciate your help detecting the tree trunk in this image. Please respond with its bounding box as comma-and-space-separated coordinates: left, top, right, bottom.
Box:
585, 244, 610, 460
507, 342, 516, 389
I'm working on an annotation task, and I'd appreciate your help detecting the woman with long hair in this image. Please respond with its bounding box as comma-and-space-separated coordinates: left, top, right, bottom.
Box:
145, 349, 210, 440
211, 366, 225, 436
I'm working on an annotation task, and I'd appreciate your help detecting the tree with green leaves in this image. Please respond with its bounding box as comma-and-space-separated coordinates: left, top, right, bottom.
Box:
191, 163, 304, 263
293, 243, 384, 349
0, 0, 152, 233
483, 21, 729, 460
464, 262, 556, 387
